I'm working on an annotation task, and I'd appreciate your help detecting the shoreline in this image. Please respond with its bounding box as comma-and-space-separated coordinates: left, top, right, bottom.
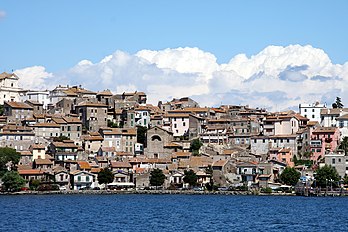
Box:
0, 189, 296, 196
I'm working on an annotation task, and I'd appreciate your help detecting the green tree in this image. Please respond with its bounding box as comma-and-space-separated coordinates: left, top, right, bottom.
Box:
279, 167, 301, 186
137, 126, 147, 147
335, 97, 344, 108
315, 164, 340, 188
339, 136, 348, 155
1, 171, 26, 192
149, 168, 165, 189
29, 179, 41, 190
0, 104, 3, 115
343, 174, 348, 185
107, 120, 119, 128
190, 139, 202, 156
98, 168, 114, 189
52, 135, 70, 142
183, 169, 198, 188
0, 147, 21, 176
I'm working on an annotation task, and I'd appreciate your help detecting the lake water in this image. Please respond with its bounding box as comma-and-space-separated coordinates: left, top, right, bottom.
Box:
1, 194, 347, 231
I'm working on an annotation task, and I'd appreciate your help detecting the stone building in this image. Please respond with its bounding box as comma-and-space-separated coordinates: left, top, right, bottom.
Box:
145, 126, 175, 159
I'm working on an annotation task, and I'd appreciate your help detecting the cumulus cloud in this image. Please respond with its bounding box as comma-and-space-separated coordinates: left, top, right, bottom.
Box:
15, 66, 53, 90
13, 45, 348, 111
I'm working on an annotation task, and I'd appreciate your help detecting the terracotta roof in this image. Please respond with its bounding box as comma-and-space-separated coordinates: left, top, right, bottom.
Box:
84, 135, 104, 141
52, 141, 78, 148
164, 142, 182, 148
77, 161, 91, 170
307, 121, 319, 126
0, 72, 18, 79
213, 159, 228, 167
110, 161, 132, 168
313, 127, 337, 133
77, 102, 107, 107
34, 158, 53, 165
20, 151, 32, 156
5, 101, 33, 109
32, 123, 61, 128
100, 147, 116, 152
101, 128, 136, 136
31, 144, 46, 149
63, 116, 82, 124
25, 100, 43, 106
91, 168, 101, 173
18, 169, 45, 175
52, 117, 67, 124
172, 152, 191, 158
164, 113, 190, 118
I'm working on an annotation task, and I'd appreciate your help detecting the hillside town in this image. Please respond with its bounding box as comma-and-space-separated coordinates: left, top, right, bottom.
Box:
0, 71, 347, 192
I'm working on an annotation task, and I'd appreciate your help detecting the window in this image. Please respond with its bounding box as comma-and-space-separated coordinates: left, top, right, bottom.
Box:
77, 126, 80, 131
78, 176, 81, 181
332, 158, 335, 164
274, 139, 277, 143
312, 109, 315, 112
67, 126, 71, 131
174, 124, 177, 128
183, 122, 186, 127
287, 139, 289, 143
312, 115, 315, 119
254, 139, 257, 143
262, 139, 265, 143
144, 119, 146, 125
339, 158, 341, 162
304, 109, 307, 112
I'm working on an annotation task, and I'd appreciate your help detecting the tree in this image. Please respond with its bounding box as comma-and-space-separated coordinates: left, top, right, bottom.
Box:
279, 167, 301, 186
52, 135, 70, 142
335, 97, 344, 108
0, 147, 21, 176
183, 169, 198, 188
137, 126, 147, 147
339, 136, 348, 155
149, 168, 165, 189
98, 168, 114, 188
315, 164, 340, 188
1, 171, 26, 192
190, 139, 202, 156
107, 120, 119, 128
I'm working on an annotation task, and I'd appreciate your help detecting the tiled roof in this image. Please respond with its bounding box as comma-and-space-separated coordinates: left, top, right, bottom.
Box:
0, 72, 18, 79
18, 169, 45, 175
32, 123, 61, 128
77, 102, 108, 107
110, 161, 132, 168
213, 159, 228, 167
5, 101, 33, 109
77, 161, 91, 170
34, 158, 53, 165
313, 127, 337, 133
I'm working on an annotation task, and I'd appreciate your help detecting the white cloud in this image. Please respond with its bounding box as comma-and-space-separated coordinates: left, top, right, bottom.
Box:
14, 66, 53, 90
13, 45, 348, 111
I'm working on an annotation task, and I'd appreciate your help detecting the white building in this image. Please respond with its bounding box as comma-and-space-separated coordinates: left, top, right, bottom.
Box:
135, 107, 151, 128
299, 102, 326, 122
163, 114, 190, 137
0, 72, 23, 104
20, 90, 50, 109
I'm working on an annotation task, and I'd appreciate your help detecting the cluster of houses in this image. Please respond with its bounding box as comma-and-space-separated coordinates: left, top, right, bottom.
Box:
0, 71, 348, 190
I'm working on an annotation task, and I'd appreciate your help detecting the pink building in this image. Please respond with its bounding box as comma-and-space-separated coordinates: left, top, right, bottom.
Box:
310, 127, 340, 162
269, 148, 294, 167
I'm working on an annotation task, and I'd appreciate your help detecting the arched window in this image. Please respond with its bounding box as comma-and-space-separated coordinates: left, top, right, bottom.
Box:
151, 135, 162, 141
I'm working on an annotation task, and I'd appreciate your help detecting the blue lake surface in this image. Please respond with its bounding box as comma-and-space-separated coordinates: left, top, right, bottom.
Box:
1, 194, 348, 231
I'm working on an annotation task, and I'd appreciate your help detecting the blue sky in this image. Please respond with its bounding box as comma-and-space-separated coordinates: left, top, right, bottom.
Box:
1, 1, 348, 110
1, 0, 348, 72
